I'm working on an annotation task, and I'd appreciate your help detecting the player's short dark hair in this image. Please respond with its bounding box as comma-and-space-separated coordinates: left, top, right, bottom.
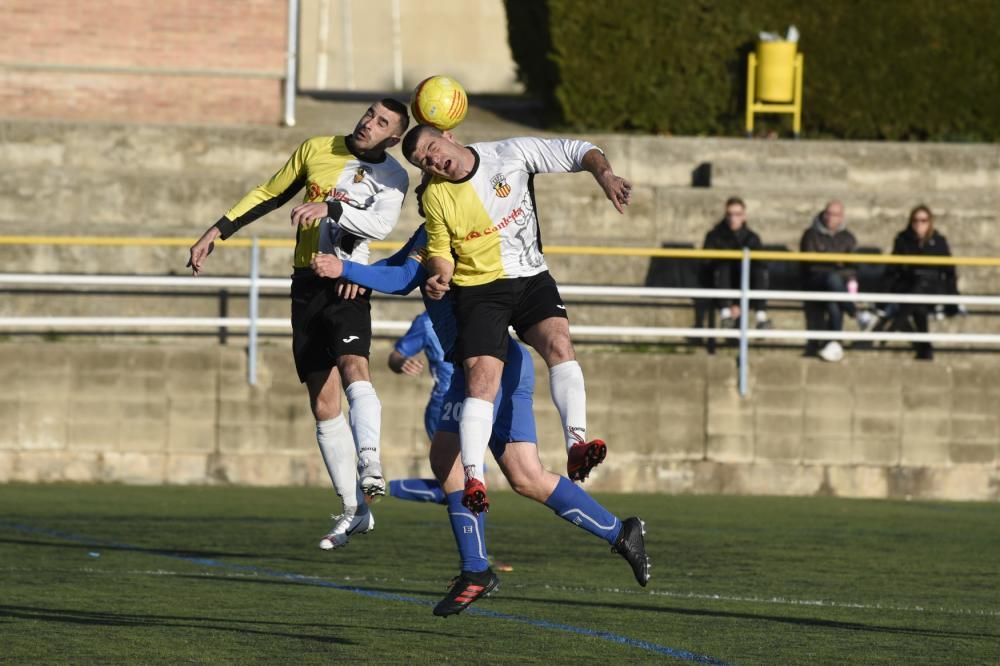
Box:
401, 124, 442, 165
379, 98, 410, 134
725, 196, 746, 209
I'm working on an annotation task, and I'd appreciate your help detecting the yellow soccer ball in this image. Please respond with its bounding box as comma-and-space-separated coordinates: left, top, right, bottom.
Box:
411, 75, 468, 131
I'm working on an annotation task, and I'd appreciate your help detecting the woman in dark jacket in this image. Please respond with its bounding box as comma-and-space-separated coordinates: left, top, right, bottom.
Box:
883, 205, 958, 360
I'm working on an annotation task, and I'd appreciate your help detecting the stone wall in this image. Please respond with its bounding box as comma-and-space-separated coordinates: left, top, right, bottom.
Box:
1, 341, 996, 501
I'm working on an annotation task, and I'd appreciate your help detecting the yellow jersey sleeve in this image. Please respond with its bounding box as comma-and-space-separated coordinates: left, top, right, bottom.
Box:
214, 139, 313, 239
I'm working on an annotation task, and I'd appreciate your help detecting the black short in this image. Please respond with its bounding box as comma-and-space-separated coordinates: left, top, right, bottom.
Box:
290, 272, 372, 383
453, 270, 567, 362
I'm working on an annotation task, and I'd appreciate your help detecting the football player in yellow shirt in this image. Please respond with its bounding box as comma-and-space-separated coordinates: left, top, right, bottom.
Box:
187, 99, 410, 548
401, 125, 631, 511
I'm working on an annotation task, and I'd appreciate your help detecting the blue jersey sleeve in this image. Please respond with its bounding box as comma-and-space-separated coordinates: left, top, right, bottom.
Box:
342, 258, 426, 295
394, 313, 429, 357
341, 225, 429, 295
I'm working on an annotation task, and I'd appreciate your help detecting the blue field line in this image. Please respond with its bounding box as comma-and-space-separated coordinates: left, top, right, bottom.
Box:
1, 521, 730, 665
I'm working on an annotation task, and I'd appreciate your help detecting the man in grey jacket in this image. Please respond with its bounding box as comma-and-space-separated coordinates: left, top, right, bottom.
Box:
799, 200, 874, 361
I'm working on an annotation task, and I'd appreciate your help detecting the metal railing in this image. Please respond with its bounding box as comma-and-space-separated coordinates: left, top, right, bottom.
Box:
2, 237, 1000, 394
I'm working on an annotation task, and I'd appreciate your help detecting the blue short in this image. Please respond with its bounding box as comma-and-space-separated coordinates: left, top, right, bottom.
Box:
436, 337, 537, 459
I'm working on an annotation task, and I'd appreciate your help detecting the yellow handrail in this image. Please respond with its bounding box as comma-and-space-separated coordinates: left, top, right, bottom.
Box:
1, 235, 998, 267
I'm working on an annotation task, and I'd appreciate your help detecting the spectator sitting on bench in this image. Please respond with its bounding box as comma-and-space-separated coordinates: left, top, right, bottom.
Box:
800, 200, 875, 362
702, 197, 771, 329
879, 204, 961, 361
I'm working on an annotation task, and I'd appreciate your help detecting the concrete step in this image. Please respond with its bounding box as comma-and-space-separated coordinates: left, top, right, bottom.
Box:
3, 119, 1000, 192
2, 168, 998, 257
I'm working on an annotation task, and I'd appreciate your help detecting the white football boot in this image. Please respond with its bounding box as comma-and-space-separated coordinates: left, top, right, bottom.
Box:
319, 505, 375, 550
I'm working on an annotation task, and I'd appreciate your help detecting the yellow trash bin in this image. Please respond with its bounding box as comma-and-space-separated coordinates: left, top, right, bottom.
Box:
755, 41, 797, 102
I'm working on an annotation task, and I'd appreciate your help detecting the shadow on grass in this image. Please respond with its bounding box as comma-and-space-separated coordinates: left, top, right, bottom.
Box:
0, 536, 316, 564
192, 575, 999, 643
0, 536, 256, 559
0, 604, 355, 645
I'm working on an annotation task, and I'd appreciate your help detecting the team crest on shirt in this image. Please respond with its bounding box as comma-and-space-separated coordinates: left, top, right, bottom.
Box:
353, 166, 370, 183
491, 173, 512, 198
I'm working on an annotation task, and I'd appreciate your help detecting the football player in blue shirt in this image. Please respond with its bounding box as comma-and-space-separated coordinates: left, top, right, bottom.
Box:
311, 225, 650, 616
386, 311, 451, 504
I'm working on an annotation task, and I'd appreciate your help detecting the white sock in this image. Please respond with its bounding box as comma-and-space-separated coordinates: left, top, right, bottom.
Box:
459, 397, 493, 483
549, 360, 587, 451
345, 381, 381, 465
316, 415, 363, 514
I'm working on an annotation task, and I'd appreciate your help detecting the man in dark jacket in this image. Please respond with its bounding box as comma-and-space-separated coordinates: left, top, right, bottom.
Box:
800, 200, 874, 361
702, 197, 771, 329
881, 205, 960, 360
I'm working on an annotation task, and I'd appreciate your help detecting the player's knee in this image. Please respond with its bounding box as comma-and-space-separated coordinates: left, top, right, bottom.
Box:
544, 335, 576, 365
338, 355, 370, 384
465, 365, 500, 400
311, 395, 342, 421
536, 335, 576, 368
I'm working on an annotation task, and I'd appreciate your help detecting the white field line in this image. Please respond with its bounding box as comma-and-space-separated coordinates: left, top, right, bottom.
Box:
44, 567, 999, 618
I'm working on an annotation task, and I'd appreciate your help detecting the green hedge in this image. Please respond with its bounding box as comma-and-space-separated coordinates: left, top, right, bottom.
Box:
504, 0, 1000, 140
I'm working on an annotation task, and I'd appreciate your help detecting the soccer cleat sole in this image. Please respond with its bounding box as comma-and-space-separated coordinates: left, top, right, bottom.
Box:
461, 488, 490, 514
568, 440, 607, 482
613, 516, 651, 587
360, 477, 387, 498
637, 519, 651, 586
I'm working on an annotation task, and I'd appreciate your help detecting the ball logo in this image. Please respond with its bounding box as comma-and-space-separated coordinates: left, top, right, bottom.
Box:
491, 173, 511, 198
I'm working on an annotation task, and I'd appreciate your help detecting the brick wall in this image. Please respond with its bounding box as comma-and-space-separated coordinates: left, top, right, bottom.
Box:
0, 0, 287, 125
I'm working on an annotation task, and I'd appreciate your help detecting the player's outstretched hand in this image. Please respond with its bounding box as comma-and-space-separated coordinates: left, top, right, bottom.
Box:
425, 274, 450, 300
311, 253, 344, 279
400, 357, 424, 376
336, 278, 366, 300
291, 202, 329, 227
598, 172, 632, 214
187, 227, 220, 275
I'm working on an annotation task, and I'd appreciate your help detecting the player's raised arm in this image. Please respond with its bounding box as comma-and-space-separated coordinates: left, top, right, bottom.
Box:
217, 140, 311, 239
187, 140, 311, 274
503, 136, 596, 174
503, 136, 631, 213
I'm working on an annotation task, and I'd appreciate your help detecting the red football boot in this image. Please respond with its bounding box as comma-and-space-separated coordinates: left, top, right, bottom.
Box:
461, 477, 490, 514
567, 439, 607, 482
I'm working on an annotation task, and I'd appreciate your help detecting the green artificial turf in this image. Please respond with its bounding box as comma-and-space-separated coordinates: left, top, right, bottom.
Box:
0, 484, 997, 664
